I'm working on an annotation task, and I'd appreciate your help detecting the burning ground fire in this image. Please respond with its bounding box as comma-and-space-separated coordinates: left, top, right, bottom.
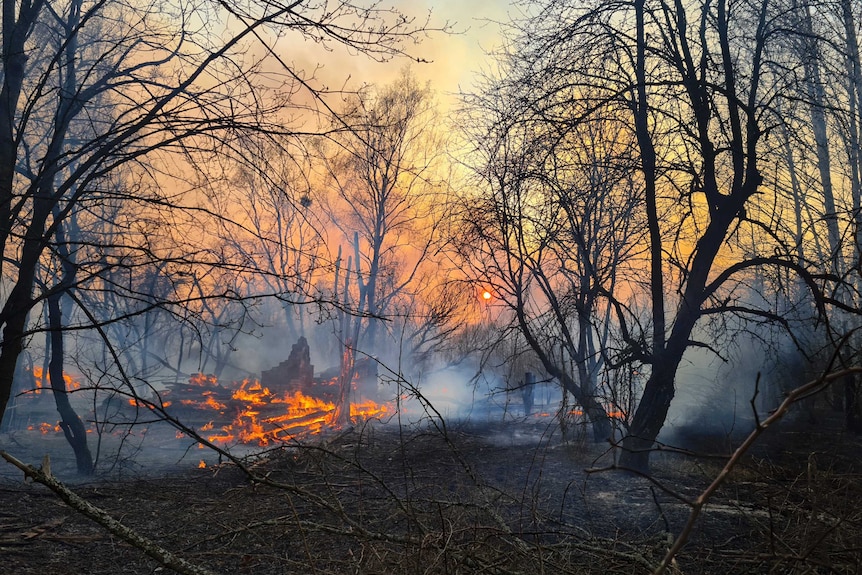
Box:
28, 366, 82, 393
19, 365, 619, 447
19, 367, 389, 447
19, 367, 89, 435
27, 421, 62, 434
163, 374, 391, 446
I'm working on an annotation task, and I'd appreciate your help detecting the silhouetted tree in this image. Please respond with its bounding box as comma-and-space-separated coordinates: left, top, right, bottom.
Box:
320, 69, 450, 421
463, 0, 856, 471
458, 50, 645, 441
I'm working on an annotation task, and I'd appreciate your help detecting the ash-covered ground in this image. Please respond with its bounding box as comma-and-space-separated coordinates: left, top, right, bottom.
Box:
2, 410, 861, 575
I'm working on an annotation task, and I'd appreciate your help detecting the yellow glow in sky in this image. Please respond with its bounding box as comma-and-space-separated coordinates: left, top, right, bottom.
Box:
306, 0, 510, 109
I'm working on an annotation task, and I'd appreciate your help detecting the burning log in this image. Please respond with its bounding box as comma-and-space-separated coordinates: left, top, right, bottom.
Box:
154, 372, 390, 447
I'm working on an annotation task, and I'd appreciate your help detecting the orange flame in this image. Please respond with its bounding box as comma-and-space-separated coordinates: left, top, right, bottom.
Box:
188, 373, 219, 387
179, 373, 393, 447
350, 399, 390, 418
569, 407, 626, 419
232, 378, 273, 404
23, 371, 393, 446
28, 366, 82, 394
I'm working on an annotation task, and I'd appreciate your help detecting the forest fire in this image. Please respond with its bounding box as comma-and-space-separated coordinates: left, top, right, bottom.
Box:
18, 358, 389, 448
13, 368, 87, 437
165, 373, 391, 447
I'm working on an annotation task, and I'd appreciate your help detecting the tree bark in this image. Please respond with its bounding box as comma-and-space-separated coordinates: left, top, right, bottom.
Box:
47, 292, 94, 475
332, 339, 354, 427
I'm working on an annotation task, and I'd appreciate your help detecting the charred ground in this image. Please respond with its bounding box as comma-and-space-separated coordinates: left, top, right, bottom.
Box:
1, 414, 861, 574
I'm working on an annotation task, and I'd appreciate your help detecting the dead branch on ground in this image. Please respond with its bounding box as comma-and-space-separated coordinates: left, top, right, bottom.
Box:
0, 451, 220, 575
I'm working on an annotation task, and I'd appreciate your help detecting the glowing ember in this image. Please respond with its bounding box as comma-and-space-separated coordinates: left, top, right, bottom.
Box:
27, 422, 62, 434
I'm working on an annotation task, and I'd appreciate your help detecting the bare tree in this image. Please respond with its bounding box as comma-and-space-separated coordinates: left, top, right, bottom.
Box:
217, 153, 324, 345
319, 68, 450, 421
459, 0, 858, 472
0, 0, 445, 445
458, 51, 646, 440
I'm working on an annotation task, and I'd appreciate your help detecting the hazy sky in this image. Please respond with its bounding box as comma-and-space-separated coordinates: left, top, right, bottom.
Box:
303, 1, 513, 108
404, 0, 512, 99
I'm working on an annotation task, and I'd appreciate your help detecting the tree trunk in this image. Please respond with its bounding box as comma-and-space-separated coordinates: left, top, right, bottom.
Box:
332, 339, 354, 427
0, 1, 47, 425
618, 357, 679, 473
800, 1, 843, 274
0, 221, 50, 427
618, 0, 667, 472
841, 0, 862, 239
0, 0, 45, 273
47, 291, 94, 475
514, 300, 611, 441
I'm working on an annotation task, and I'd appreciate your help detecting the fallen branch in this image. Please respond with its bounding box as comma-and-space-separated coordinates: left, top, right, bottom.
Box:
0, 451, 220, 575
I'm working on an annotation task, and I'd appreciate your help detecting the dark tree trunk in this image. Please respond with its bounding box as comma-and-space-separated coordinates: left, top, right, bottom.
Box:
0, 0, 46, 274
798, 1, 842, 274
513, 290, 611, 442
619, 357, 679, 473
0, 220, 50, 427
47, 291, 94, 475
618, 0, 666, 472
845, 375, 862, 434
615, 0, 765, 473
0, 0, 46, 427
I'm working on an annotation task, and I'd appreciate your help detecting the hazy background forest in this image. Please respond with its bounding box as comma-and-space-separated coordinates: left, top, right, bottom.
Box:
1, 0, 861, 468
2, 0, 862, 572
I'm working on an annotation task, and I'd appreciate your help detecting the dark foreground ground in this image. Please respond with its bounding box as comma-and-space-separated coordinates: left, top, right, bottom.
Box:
1, 413, 861, 575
